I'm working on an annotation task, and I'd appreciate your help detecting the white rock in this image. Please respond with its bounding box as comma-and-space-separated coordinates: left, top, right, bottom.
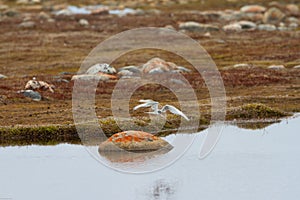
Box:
238, 20, 257, 30
233, 63, 250, 68
79, 19, 89, 26
268, 65, 285, 70
258, 24, 277, 31
179, 21, 219, 32
240, 5, 266, 13
0, 74, 7, 79
293, 65, 300, 69
223, 23, 242, 32
86, 63, 116, 75
18, 21, 36, 29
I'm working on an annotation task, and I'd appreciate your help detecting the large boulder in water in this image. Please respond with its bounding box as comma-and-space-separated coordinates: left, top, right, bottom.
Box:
98, 131, 173, 163
99, 131, 173, 152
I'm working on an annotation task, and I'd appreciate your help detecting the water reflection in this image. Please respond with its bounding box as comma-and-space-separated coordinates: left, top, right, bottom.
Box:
0, 114, 299, 200
149, 179, 176, 200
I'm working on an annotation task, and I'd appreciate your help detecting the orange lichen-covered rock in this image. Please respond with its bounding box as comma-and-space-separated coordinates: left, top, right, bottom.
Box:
98, 131, 173, 152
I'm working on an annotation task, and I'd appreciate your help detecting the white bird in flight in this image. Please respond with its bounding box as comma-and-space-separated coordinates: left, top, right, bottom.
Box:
133, 99, 190, 121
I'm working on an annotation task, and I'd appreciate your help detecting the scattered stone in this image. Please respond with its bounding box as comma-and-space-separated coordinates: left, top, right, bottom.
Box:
286, 4, 299, 16
86, 63, 116, 75
268, 65, 285, 70
142, 57, 188, 74
223, 23, 242, 32
233, 63, 251, 68
242, 12, 264, 22
238, 20, 257, 30
98, 131, 173, 152
286, 17, 300, 24
240, 5, 266, 13
263, 7, 286, 24
79, 19, 89, 26
25, 77, 55, 93
117, 66, 141, 78
4, 10, 18, 17
258, 24, 277, 31
0, 74, 7, 79
0, 5, 9, 11
19, 21, 36, 29
179, 21, 219, 32
47, 18, 55, 23
17, 90, 42, 101
71, 74, 115, 81
38, 11, 50, 20
289, 22, 298, 29
203, 32, 211, 37
293, 65, 300, 69
164, 25, 175, 30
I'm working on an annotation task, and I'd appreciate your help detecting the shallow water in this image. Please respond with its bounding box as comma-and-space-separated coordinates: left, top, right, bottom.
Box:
0, 115, 299, 200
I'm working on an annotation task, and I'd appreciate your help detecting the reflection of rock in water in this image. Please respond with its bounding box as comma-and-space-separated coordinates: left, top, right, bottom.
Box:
150, 179, 176, 200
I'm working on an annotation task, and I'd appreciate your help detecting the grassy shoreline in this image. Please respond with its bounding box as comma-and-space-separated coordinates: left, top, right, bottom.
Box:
0, 103, 292, 147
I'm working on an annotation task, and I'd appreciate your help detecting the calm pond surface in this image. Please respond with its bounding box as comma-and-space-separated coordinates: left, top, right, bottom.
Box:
1, 115, 300, 200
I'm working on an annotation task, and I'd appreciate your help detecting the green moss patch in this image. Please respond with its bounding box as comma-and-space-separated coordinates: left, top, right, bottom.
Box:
227, 103, 291, 120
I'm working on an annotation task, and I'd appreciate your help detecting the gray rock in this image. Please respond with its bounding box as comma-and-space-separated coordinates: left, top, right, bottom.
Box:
240, 5, 266, 13
79, 19, 89, 26
286, 17, 299, 24
263, 7, 286, 24
4, 10, 18, 17
289, 22, 298, 29
17, 90, 41, 101
179, 21, 219, 32
0, 74, 7, 79
268, 65, 285, 70
258, 24, 277, 31
118, 66, 141, 74
19, 21, 36, 29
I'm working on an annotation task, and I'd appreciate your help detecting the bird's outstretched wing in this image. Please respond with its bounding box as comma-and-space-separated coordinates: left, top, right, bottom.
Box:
133, 100, 159, 111
161, 105, 190, 121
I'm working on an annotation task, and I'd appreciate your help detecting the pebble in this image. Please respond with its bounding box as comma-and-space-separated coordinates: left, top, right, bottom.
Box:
258, 24, 277, 31
0, 74, 7, 79
289, 22, 298, 29
268, 65, 285, 70
17, 90, 42, 101
233, 63, 251, 68
179, 21, 219, 32
240, 5, 266, 13
286, 4, 299, 16
286, 17, 300, 24
0, 5, 9, 10
238, 20, 257, 30
263, 7, 286, 24
18, 21, 36, 29
79, 19, 89, 26
86, 63, 116, 75
293, 65, 300, 69
38, 11, 50, 20
223, 23, 242, 32
4, 10, 18, 17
